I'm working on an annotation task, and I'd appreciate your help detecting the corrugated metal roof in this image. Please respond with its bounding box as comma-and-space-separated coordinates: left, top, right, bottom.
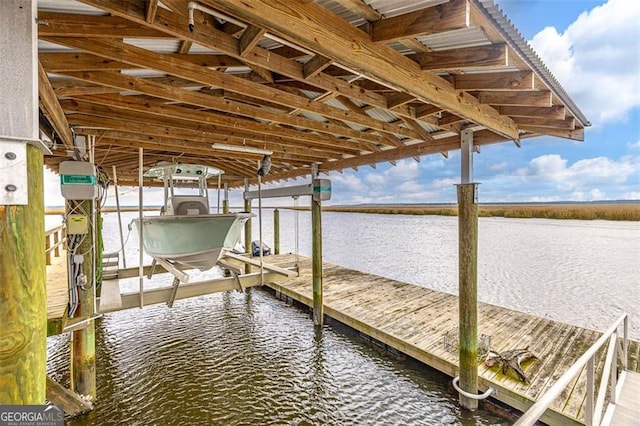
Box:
366, 107, 400, 124
125, 39, 182, 55
316, 0, 367, 26
38, 40, 75, 52
187, 43, 220, 55
365, 0, 449, 18
418, 27, 490, 51
37, 0, 105, 14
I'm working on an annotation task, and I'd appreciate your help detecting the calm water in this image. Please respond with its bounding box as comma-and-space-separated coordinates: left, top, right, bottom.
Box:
46, 210, 640, 424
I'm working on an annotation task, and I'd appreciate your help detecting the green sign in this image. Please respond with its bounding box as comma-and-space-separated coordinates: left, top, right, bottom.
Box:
60, 174, 96, 185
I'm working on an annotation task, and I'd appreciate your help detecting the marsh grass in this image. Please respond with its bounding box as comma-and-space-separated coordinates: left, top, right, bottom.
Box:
321, 204, 640, 221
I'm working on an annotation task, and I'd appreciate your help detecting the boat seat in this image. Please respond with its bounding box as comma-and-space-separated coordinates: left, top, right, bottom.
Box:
171, 197, 209, 216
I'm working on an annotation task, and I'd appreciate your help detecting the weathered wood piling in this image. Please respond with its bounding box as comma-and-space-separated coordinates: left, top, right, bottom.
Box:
0, 0, 46, 405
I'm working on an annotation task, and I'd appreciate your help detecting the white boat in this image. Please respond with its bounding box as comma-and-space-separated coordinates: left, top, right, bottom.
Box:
132, 163, 252, 273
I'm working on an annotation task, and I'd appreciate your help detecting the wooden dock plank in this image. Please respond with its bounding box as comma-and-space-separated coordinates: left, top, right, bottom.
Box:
46, 250, 68, 320
265, 254, 636, 425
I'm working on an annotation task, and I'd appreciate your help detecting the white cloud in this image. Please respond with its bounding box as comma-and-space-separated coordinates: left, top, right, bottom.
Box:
431, 177, 459, 189
519, 154, 638, 189
385, 159, 421, 180
530, 0, 640, 125
622, 192, 640, 200
489, 161, 509, 172
396, 180, 424, 194
329, 172, 368, 193
628, 141, 640, 150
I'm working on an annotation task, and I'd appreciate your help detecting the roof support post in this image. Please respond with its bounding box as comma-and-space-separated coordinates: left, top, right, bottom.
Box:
273, 208, 280, 255
243, 178, 252, 274
311, 164, 324, 326
461, 128, 473, 184
69, 200, 97, 400
457, 129, 479, 410
0, 0, 47, 405
223, 182, 229, 214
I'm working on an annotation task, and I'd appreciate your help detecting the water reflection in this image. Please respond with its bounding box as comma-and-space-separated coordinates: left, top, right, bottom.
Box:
49, 289, 509, 425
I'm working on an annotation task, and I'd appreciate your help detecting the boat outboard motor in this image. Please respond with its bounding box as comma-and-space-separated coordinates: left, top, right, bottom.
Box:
257, 155, 271, 177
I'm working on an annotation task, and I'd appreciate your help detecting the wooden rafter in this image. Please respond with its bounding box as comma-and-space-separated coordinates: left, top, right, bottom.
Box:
52, 69, 383, 150
497, 105, 565, 119
476, 91, 552, 107
454, 71, 534, 91
145, 0, 159, 23
37, 61, 73, 149
44, 36, 422, 140
202, 0, 518, 138
303, 55, 332, 79
410, 44, 508, 71
61, 94, 367, 155
370, 0, 469, 43
239, 25, 265, 56
333, 0, 382, 22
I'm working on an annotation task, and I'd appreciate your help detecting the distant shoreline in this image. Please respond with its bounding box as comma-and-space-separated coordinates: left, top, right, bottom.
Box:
320, 203, 640, 221
45, 202, 640, 221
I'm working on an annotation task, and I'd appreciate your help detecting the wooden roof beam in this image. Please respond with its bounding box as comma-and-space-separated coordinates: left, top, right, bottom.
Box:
63, 94, 366, 155
38, 12, 168, 38
333, 0, 382, 22
454, 71, 534, 91
410, 43, 508, 71
40, 52, 244, 73
56, 69, 383, 149
45, 36, 420, 140
38, 61, 73, 149
177, 40, 193, 54
512, 116, 575, 130
370, 0, 469, 43
303, 55, 332, 80
203, 0, 518, 139
70, 115, 330, 164
414, 104, 443, 119
228, 129, 508, 187
519, 126, 584, 141
387, 93, 417, 109
65, 3, 421, 126
239, 25, 265, 56
146, 0, 159, 23
438, 112, 464, 126
477, 91, 552, 107
95, 137, 317, 167
63, 103, 355, 159
498, 105, 565, 119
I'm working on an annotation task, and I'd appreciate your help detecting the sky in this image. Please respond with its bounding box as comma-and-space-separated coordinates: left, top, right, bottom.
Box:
44, 0, 640, 207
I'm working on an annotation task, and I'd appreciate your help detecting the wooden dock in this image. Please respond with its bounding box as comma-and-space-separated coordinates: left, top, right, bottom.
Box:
46, 249, 69, 335
265, 254, 640, 425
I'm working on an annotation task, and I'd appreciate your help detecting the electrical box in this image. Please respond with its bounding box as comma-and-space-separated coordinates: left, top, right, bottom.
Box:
67, 214, 88, 234
313, 179, 331, 201
60, 161, 98, 200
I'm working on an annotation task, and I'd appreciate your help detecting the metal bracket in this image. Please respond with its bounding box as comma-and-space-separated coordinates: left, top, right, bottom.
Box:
0, 136, 51, 205
0, 139, 28, 205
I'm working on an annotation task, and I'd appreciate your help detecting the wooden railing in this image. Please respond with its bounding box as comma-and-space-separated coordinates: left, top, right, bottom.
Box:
515, 314, 629, 426
45, 224, 66, 265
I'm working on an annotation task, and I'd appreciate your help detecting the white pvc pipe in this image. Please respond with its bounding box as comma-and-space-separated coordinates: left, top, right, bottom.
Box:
452, 377, 495, 400
112, 165, 127, 268
138, 147, 144, 308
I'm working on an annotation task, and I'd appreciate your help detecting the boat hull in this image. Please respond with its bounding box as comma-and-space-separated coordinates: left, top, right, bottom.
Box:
132, 213, 251, 271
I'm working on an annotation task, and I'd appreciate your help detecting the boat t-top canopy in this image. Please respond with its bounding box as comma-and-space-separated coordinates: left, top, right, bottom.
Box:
146, 163, 223, 182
